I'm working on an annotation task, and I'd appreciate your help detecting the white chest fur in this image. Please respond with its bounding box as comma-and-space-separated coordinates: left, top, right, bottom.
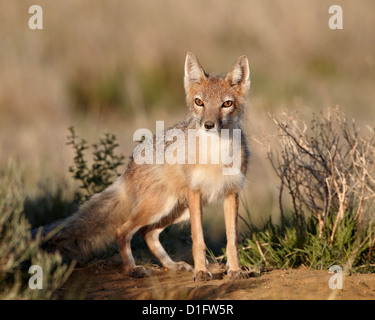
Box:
189, 165, 245, 203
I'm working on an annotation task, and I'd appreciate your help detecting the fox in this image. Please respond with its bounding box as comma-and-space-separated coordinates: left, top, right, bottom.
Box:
49, 52, 251, 281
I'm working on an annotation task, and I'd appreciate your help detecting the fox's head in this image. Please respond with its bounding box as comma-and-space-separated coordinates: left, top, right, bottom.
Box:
184, 52, 250, 131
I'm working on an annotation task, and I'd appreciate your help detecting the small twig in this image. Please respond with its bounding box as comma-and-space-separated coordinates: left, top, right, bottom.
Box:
255, 239, 267, 265
357, 264, 375, 268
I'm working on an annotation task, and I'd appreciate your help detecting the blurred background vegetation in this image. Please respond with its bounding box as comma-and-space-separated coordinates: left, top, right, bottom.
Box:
1, 0, 375, 286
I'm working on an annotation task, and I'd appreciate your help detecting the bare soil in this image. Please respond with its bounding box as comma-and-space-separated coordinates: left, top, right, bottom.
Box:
55, 260, 375, 300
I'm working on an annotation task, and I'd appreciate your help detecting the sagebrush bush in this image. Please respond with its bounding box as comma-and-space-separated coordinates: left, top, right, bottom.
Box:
0, 161, 74, 299
267, 108, 375, 239
235, 108, 375, 273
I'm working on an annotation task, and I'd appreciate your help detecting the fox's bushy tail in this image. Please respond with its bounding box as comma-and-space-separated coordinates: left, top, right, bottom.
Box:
43, 177, 131, 263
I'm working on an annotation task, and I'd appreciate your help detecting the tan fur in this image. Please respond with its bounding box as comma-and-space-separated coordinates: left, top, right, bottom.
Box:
50, 52, 251, 280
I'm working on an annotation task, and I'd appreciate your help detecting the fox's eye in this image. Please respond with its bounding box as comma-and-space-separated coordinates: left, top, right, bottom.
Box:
222, 100, 233, 108
195, 98, 204, 107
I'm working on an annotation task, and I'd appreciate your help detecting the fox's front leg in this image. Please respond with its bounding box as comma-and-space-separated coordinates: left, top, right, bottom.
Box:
224, 191, 248, 280
188, 188, 212, 281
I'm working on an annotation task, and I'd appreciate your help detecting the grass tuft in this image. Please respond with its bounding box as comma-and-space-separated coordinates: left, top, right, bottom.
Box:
0, 161, 74, 299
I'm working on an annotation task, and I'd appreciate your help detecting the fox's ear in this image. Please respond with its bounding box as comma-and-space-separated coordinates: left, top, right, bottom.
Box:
184, 52, 207, 89
225, 56, 250, 93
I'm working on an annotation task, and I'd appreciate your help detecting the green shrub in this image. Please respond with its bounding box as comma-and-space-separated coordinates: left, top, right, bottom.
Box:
67, 126, 125, 202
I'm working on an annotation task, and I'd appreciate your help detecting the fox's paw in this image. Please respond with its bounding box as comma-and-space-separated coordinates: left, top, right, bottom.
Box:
164, 261, 193, 272
193, 270, 213, 282
127, 266, 150, 278
174, 261, 194, 272
177, 261, 194, 272
226, 269, 249, 280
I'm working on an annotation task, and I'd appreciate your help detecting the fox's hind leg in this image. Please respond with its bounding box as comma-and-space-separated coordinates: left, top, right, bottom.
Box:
140, 208, 193, 272
116, 218, 149, 278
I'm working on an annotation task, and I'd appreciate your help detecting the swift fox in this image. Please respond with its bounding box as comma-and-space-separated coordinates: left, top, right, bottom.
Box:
51, 52, 250, 280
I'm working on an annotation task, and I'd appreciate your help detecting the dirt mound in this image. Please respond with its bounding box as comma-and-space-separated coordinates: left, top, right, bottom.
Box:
55, 260, 375, 300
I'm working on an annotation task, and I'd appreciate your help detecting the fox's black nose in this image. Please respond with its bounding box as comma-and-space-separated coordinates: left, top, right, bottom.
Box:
204, 121, 215, 130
